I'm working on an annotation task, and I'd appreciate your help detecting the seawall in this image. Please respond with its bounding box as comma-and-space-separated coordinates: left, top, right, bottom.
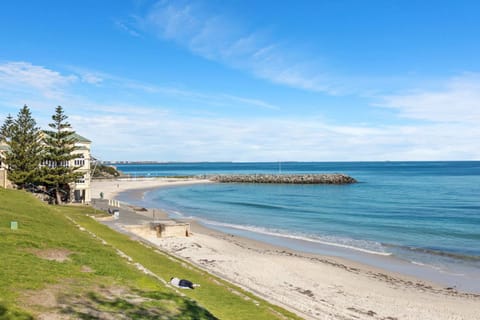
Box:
209, 174, 357, 184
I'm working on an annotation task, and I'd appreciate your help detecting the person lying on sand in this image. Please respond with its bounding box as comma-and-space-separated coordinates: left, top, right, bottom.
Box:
170, 277, 200, 289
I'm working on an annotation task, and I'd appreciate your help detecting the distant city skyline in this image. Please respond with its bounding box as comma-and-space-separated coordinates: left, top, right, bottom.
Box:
1, 0, 479, 161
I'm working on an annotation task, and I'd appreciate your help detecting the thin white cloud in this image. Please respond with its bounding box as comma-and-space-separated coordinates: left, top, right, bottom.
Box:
63, 64, 280, 111
0, 61, 279, 115
141, 1, 338, 94
115, 20, 142, 38
0, 61, 77, 99
80, 73, 103, 85
378, 73, 480, 123
220, 94, 278, 110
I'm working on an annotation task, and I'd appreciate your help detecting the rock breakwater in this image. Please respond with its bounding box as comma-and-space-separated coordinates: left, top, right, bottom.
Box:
209, 174, 357, 184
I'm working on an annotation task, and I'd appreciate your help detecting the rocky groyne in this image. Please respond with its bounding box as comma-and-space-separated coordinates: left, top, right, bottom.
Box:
209, 174, 357, 184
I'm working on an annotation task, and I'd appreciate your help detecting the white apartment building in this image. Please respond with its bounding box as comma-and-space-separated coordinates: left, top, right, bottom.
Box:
0, 134, 92, 203
71, 133, 92, 203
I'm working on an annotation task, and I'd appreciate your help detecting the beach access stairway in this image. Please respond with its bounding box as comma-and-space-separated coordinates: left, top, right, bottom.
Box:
209, 173, 357, 184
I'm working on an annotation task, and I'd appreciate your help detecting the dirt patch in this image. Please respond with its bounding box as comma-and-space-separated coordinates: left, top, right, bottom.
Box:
23, 286, 59, 308
28, 248, 72, 262
80, 265, 94, 273
37, 312, 72, 320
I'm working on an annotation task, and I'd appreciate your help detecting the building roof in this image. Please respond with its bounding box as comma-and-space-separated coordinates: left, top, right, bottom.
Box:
41, 131, 91, 143
72, 133, 91, 143
0, 143, 9, 152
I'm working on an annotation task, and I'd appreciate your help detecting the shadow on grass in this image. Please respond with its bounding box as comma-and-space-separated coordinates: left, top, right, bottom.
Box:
0, 303, 33, 320
60, 289, 218, 320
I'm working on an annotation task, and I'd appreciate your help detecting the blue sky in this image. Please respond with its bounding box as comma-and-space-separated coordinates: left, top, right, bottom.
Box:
1, 0, 479, 161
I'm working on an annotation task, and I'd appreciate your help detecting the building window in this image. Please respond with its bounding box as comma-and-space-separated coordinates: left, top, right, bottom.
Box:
74, 154, 85, 167
76, 175, 86, 184
41, 160, 70, 168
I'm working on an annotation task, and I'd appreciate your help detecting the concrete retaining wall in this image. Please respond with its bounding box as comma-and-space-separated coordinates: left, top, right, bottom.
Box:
150, 221, 191, 238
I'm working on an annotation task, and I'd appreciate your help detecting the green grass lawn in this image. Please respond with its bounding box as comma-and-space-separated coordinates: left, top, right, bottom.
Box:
0, 188, 302, 320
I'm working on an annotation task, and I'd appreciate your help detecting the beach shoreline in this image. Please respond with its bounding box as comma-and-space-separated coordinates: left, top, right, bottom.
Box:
90, 177, 213, 201
91, 178, 480, 320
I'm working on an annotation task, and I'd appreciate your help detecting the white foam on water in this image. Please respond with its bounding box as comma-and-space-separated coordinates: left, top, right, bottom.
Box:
198, 219, 392, 256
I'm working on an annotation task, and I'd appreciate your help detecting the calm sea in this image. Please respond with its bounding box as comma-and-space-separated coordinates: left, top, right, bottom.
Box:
115, 161, 480, 292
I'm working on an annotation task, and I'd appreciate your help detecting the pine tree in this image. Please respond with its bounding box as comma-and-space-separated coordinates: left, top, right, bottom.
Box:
0, 113, 14, 143
4, 106, 43, 187
41, 106, 82, 204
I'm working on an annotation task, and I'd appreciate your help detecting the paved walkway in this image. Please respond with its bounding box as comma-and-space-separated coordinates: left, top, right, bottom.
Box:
91, 198, 154, 227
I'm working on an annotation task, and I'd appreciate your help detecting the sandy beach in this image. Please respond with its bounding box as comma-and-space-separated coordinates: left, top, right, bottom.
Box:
91, 177, 212, 200
91, 179, 480, 320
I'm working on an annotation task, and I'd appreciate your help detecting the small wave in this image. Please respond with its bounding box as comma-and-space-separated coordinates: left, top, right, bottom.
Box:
200, 219, 391, 256
410, 261, 466, 276
384, 244, 480, 262
166, 210, 195, 219
411, 260, 442, 271
216, 200, 289, 211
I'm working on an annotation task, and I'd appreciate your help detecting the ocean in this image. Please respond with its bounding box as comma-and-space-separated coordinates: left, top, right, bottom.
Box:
115, 161, 480, 292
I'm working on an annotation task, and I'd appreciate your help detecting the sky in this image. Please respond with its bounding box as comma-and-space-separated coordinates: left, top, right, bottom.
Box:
1, 0, 479, 162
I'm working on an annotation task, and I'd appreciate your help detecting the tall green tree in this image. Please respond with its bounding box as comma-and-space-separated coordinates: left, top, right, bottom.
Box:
0, 113, 14, 143
41, 106, 82, 204
4, 106, 43, 187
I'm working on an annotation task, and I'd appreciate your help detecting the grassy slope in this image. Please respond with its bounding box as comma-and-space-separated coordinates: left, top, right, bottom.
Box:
0, 188, 302, 320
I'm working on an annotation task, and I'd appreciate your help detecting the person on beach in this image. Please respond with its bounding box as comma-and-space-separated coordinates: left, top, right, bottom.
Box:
170, 277, 200, 289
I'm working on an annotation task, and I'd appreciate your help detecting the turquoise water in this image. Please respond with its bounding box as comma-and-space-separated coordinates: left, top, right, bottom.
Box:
116, 161, 480, 291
